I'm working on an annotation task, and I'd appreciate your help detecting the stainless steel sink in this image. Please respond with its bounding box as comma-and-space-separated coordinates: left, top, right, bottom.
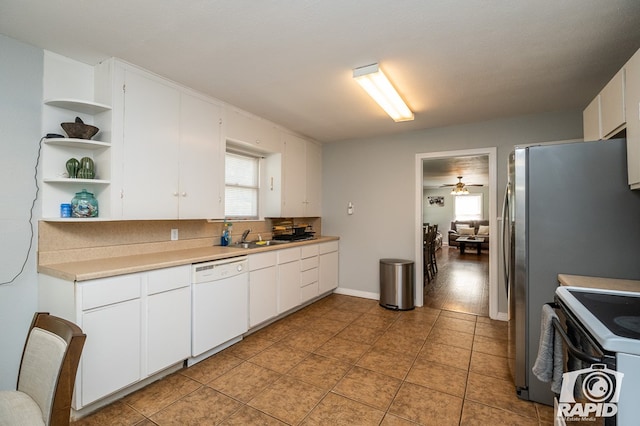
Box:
226, 240, 290, 249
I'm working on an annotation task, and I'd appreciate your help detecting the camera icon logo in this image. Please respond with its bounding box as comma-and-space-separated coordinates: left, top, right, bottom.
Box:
557, 364, 623, 420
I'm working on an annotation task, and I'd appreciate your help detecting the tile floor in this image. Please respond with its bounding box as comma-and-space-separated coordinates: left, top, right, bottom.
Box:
72, 294, 554, 425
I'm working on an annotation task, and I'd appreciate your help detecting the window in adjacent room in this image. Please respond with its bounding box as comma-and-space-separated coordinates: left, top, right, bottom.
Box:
454, 193, 482, 221
225, 150, 260, 219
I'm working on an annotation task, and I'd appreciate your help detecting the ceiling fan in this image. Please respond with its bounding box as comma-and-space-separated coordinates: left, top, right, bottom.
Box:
441, 176, 483, 195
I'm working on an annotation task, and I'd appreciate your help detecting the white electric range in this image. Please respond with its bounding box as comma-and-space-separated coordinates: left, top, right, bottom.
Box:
555, 286, 640, 426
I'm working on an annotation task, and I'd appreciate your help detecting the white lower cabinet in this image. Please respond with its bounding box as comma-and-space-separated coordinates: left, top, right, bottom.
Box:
80, 298, 141, 406
38, 264, 191, 410
145, 266, 191, 375
319, 241, 339, 293
277, 247, 301, 313
300, 245, 319, 303
249, 252, 278, 327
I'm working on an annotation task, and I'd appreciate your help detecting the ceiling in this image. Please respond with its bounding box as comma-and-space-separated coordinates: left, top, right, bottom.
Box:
423, 156, 489, 189
1, 1, 640, 143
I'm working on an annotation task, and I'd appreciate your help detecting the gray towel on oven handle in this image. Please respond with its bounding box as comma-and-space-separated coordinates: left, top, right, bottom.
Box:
532, 304, 564, 394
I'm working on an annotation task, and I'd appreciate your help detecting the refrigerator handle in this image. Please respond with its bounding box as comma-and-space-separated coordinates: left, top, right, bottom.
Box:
501, 182, 510, 296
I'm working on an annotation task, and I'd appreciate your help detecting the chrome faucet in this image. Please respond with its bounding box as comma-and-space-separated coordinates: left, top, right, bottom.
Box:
241, 229, 251, 243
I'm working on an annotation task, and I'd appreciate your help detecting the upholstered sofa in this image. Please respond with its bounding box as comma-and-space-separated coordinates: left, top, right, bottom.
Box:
448, 220, 490, 250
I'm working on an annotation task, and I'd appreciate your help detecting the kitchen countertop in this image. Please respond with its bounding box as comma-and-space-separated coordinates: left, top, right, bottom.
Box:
558, 274, 640, 293
39, 236, 339, 282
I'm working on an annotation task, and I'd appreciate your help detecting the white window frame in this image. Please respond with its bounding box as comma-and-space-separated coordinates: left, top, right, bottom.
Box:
454, 193, 483, 221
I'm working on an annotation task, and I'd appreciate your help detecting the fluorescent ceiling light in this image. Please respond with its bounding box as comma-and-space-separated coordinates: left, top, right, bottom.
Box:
353, 63, 414, 122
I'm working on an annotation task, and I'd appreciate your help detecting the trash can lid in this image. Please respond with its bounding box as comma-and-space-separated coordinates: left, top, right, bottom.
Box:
380, 258, 413, 265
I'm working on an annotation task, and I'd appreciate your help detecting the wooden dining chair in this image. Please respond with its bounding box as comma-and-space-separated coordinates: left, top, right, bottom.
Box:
0, 312, 86, 426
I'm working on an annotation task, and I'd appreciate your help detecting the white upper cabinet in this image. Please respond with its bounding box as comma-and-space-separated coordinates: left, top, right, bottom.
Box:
224, 108, 281, 153
582, 95, 601, 141
115, 63, 224, 219
121, 68, 181, 219
624, 49, 640, 189
265, 133, 322, 217
600, 69, 626, 139
179, 93, 224, 219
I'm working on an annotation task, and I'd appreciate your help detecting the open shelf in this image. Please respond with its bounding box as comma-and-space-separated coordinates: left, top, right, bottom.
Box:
44, 98, 112, 114
44, 138, 111, 149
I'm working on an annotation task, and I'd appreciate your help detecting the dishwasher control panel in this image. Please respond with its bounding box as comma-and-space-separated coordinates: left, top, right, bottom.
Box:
192, 256, 248, 283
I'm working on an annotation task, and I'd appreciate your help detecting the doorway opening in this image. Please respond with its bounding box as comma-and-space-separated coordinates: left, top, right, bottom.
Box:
414, 148, 499, 318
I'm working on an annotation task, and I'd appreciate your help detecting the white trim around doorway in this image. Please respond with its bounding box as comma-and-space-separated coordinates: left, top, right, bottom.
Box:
415, 147, 499, 319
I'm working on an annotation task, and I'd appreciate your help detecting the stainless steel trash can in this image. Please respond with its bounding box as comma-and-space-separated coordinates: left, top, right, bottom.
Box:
379, 258, 414, 310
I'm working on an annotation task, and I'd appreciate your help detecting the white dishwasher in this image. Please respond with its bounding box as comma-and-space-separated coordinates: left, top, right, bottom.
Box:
190, 256, 248, 365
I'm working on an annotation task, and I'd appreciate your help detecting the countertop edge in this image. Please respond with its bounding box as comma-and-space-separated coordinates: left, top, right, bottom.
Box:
39, 236, 340, 282
558, 274, 640, 293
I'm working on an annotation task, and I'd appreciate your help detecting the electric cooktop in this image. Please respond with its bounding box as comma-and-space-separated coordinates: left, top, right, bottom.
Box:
556, 286, 640, 355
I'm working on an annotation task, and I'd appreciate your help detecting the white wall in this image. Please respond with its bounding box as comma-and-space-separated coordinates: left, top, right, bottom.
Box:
0, 34, 43, 389
322, 110, 583, 314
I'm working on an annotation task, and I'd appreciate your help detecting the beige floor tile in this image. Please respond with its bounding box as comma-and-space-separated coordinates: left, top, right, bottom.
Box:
379, 413, 420, 425
388, 382, 463, 426
337, 323, 386, 344
535, 402, 555, 423
287, 353, 351, 390
405, 357, 468, 398
124, 373, 202, 417
281, 327, 334, 352
474, 320, 508, 340
181, 351, 244, 384
460, 400, 539, 425
148, 386, 241, 425
387, 320, 432, 339
465, 372, 537, 419
356, 346, 416, 380
374, 331, 426, 356
219, 405, 287, 425
326, 307, 365, 323
248, 375, 326, 424
208, 361, 281, 402
71, 400, 145, 425
249, 341, 309, 373
351, 312, 397, 332
469, 351, 511, 381
301, 392, 385, 425
333, 366, 402, 411
418, 340, 471, 371
434, 315, 477, 334
304, 316, 349, 334
224, 334, 275, 359
440, 310, 478, 322
252, 318, 300, 342
337, 297, 379, 313
473, 334, 508, 357
426, 325, 474, 350
395, 310, 439, 328
314, 335, 371, 364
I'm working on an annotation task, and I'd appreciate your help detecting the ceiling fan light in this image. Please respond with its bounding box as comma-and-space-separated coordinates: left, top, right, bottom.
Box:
353, 63, 414, 122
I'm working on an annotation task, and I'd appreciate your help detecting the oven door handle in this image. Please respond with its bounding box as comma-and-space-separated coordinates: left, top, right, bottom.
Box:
551, 317, 604, 364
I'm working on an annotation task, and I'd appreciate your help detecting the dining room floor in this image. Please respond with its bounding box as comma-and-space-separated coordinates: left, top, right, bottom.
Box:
71, 294, 553, 425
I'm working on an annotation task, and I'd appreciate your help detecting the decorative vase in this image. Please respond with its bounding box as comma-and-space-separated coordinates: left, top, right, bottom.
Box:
66, 158, 79, 178
77, 157, 95, 179
71, 189, 98, 218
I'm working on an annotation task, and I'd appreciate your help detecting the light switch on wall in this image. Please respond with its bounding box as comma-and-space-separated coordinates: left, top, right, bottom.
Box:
347, 202, 354, 215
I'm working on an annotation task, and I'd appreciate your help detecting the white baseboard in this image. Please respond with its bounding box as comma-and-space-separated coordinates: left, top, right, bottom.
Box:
334, 287, 379, 301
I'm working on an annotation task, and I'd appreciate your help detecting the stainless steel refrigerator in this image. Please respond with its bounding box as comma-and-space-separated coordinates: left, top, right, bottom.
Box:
501, 138, 640, 405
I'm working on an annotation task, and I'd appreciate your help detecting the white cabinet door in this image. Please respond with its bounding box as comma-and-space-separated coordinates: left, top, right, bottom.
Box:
146, 286, 191, 375
625, 49, 640, 189
278, 259, 300, 314
583, 95, 601, 141
282, 133, 307, 217
225, 108, 281, 153
179, 93, 224, 219
122, 69, 180, 219
600, 68, 626, 139
80, 299, 141, 406
305, 140, 322, 216
319, 249, 339, 293
249, 266, 278, 327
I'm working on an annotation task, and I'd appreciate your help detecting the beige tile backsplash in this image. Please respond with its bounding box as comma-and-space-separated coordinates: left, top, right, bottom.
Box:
39, 218, 321, 265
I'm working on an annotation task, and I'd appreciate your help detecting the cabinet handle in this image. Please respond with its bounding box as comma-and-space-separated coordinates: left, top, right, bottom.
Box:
181, 192, 187, 197
173, 192, 179, 197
